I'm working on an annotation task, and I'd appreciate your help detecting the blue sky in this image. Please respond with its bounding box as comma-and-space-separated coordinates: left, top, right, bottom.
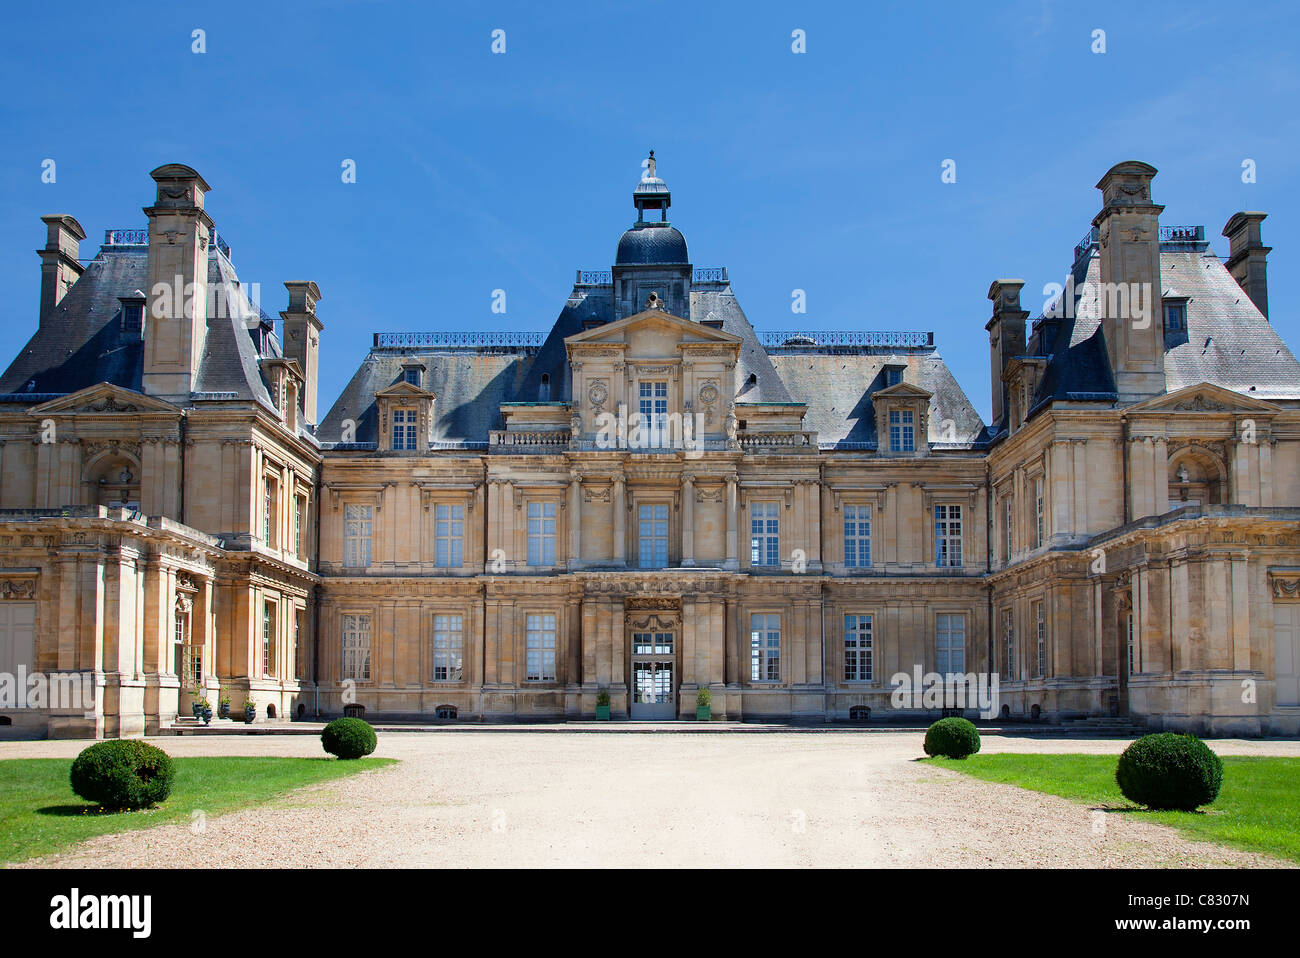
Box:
1, 0, 1296, 419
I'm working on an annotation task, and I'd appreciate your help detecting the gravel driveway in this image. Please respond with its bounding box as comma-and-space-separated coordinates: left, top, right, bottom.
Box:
6, 731, 1298, 868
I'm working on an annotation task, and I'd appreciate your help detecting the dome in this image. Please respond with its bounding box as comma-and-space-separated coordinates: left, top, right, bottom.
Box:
616, 223, 689, 266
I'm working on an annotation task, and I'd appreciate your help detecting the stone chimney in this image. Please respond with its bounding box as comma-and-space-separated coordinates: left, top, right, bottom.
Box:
280, 282, 323, 425
141, 164, 213, 398
1222, 212, 1270, 319
986, 279, 1028, 427
1092, 161, 1166, 402
37, 215, 86, 325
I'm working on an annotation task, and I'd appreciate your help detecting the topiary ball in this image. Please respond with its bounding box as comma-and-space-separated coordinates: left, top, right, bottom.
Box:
923, 717, 982, 759
70, 740, 175, 810
321, 717, 377, 760
1116, 732, 1223, 811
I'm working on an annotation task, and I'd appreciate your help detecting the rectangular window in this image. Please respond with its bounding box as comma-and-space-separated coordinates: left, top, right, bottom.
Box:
175, 607, 201, 687
843, 503, 871, 568
435, 503, 464, 568
935, 504, 962, 567
1003, 495, 1014, 561
392, 408, 418, 451
749, 613, 781, 682
889, 408, 915, 453
1034, 477, 1044, 549
294, 609, 304, 680
1164, 302, 1186, 331
750, 501, 780, 567
295, 496, 304, 555
343, 504, 373, 568
843, 613, 873, 682
526, 613, 557, 682
638, 380, 669, 437
433, 614, 464, 682
1003, 609, 1016, 681
527, 501, 557, 566
885, 367, 902, 387
936, 613, 966, 675
1126, 611, 1136, 675
1035, 601, 1047, 678
262, 601, 276, 677
342, 614, 371, 681
638, 503, 669, 569
404, 368, 421, 386
263, 478, 277, 548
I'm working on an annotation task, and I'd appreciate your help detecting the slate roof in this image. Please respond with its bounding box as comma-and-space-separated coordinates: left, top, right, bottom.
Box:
1026, 243, 1300, 422
0, 241, 283, 415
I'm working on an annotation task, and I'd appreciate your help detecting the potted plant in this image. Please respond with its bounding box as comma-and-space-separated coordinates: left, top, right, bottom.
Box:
218, 688, 232, 720
244, 697, 257, 724
595, 689, 611, 721
194, 691, 213, 725
696, 686, 712, 722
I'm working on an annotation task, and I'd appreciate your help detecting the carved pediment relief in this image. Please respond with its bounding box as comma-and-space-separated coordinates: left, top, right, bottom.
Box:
1127, 382, 1280, 416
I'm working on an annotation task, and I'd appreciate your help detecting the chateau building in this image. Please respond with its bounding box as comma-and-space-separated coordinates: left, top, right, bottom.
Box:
2, 157, 1299, 737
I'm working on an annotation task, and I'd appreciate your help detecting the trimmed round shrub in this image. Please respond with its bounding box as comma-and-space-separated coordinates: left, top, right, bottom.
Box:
923, 717, 982, 759
69, 740, 175, 810
1116, 732, 1223, 811
321, 717, 377, 760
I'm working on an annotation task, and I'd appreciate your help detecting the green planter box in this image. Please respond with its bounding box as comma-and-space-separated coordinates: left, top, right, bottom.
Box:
595, 705, 611, 720
696, 706, 711, 721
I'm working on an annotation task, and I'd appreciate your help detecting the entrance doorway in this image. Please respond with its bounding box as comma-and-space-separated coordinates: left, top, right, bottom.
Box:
630, 630, 675, 719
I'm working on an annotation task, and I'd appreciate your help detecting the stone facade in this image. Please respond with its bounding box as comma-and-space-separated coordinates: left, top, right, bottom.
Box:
2, 158, 1299, 737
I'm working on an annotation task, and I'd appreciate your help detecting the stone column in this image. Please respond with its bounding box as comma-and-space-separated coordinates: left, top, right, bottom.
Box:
725, 476, 738, 571
681, 473, 695, 566
567, 471, 582, 570
724, 595, 739, 685
612, 476, 626, 567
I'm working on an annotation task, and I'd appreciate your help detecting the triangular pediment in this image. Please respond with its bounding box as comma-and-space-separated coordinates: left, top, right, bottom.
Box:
28, 383, 181, 416
1127, 382, 1281, 415
872, 382, 933, 401
373, 381, 434, 400
566, 309, 742, 348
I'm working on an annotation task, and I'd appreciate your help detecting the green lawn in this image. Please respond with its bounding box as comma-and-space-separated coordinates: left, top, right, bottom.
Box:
0, 755, 396, 865
926, 752, 1300, 863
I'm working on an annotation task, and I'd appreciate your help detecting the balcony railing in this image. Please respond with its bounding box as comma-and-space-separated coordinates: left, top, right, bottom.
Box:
104, 228, 148, 246
738, 431, 817, 449
759, 330, 934, 349
1159, 225, 1205, 244
693, 267, 728, 283
374, 331, 546, 349
489, 429, 571, 449
575, 269, 612, 286
1074, 226, 1099, 263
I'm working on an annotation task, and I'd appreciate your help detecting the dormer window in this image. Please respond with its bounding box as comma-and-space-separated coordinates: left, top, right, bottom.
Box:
539, 373, 551, 402
404, 368, 420, 386
392, 408, 418, 451
119, 294, 146, 337
889, 409, 914, 452
884, 366, 903, 387
1164, 297, 1189, 348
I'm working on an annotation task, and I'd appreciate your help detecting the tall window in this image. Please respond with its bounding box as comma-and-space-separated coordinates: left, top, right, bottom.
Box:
294, 609, 304, 680
263, 477, 277, 547
262, 601, 276, 677
750, 501, 780, 567
936, 614, 966, 675
1034, 601, 1047, 678
638, 503, 669, 568
526, 614, 557, 682
1034, 477, 1044, 549
433, 614, 463, 682
343, 504, 372, 568
294, 495, 304, 555
843, 613, 873, 682
435, 504, 464, 568
1164, 301, 1186, 331
392, 408, 418, 451
527, 501, 557, 566
843, 503, 871, 568
935, 504, 962, 567
638, 381, 668, 437
1003, 609, 1016, 680
174, 603, 200, 687
889, 408, 915, 453
749, 613, 781, 682
1126, 611, 1136, 675
1003, 495, 1014, 561
342, 614, 371, 681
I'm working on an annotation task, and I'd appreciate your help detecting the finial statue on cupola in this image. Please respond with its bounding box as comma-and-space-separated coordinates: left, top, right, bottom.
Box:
645, 150, 656, 180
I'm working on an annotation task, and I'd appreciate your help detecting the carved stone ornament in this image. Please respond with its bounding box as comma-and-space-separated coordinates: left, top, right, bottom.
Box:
1173, 395, 1228, 412
588, 381, 609, 412
0, 578, 37, 599
1272, 576, 1300, 599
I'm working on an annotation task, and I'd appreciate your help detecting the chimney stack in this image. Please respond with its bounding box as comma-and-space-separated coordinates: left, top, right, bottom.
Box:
280, 282, 323, 426
141, 164, 213, 399
986, 279, 1028, 428
1222, 212, 1270, 319
37, 215, 86, 325
1092, 161, 1166, 402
